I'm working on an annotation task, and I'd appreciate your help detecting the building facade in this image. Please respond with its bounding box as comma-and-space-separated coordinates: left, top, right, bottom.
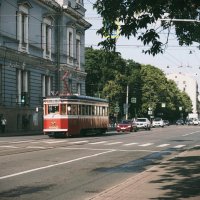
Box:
0, 0, 91, 133
166, 73, 199, 114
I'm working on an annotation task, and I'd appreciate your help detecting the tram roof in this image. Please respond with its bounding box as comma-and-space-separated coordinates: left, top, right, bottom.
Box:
45, 95, 108, 103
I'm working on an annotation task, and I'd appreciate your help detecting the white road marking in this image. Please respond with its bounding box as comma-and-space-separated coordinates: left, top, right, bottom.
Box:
89, 141, 107, 145
157, 144, 170, 148
11, 140, 34, 144
43, 140, 67, 144
59, 147, 161, 153
26, 146, 47, 149
182, 130, 200, 136
123, 142, 138, 146
139, 143, 153, 147
69, 140, 88, 144
0, 150, 115, 180
0, 146, 19, 148
173, 145, 186, 148
105, 142, 123, 145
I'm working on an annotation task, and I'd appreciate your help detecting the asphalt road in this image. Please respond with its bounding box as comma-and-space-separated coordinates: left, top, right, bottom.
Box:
0, 125, 199, 200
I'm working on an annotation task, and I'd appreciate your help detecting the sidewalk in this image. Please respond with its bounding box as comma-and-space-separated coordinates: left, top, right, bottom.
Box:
0, 131, 42, 137
88, 147, 200, 200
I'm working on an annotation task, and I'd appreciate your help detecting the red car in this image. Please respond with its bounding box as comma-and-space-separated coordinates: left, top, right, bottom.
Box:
116, 120, 137, 132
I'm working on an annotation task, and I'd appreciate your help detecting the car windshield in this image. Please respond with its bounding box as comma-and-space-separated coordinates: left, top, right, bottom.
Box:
154, 118, 162, 121
136, 118, 146, 122
120, 120, 132, 124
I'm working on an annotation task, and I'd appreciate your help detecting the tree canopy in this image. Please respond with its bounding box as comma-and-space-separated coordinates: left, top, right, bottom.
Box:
94, 0, 200, 55
85, 47, 193, 122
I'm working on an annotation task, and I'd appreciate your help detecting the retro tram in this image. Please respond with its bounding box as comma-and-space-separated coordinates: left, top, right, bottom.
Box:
43, 95, 109, 137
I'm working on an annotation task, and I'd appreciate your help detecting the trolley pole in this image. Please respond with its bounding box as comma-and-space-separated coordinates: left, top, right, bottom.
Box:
126, 85, 129, 120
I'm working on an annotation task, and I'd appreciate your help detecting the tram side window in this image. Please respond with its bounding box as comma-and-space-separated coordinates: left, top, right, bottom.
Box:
102, 107, 105, 116
67, 104, 78, 115
61, 104, 66, 115
99, 106, 102, 116
48, 105, 59, 114
105, 107, 108, 116
92, 105, 95, 115
78, 105, 82, 115
96, 106, 99, 116
87, 105, 92, 115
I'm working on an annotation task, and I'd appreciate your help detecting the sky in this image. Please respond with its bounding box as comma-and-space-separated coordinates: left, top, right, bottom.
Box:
84, 0, 200, 90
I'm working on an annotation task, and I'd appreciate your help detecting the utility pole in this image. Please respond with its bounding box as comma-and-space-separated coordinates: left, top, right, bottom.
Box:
126, 85, 129, 120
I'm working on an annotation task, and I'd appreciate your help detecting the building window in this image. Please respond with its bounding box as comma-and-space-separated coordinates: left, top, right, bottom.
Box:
42, 75, 52, 97
17, 3, 31, 53
17, 69, 29, 105
77, 83, 81, 95
42, 17, 52, 60
76, 35, 80, 67
67, 28, 73, 64
68, 79, 72, 94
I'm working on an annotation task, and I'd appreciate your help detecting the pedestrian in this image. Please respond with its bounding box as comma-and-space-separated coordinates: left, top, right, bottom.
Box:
1, 117, 7, 133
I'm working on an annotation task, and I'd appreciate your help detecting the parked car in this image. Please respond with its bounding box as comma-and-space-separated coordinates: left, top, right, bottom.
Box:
176, 119, 184, 125
185, 119, 194, 125
135, 118, 151, 130
163, 120, 170, 126
152, 117, 164, 127
116, 120, 137, 132
193, 118, 199, 125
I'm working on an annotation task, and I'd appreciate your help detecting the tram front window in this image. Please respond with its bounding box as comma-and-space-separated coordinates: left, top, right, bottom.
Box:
48, 105, 59, 114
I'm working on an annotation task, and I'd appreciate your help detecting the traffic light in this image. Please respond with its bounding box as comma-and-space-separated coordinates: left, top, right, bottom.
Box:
21, 92, 29, 106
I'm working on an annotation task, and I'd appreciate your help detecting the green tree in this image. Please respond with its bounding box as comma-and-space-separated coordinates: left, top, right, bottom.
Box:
85, 48, 192, 122
94, 0, 200, 55
85, 47, 126, 97
139, 65, 192, 121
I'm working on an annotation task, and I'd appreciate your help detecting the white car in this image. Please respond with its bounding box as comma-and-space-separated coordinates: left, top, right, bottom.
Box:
135, 118, 151, 130
193, 118, 199, 125
152, 117, 164, 128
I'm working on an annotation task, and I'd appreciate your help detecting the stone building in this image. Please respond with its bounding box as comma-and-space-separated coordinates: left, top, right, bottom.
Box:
0, 0, 91, 133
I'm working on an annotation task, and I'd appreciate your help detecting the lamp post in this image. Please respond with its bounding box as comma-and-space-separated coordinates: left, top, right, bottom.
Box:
161, 102, 166, 118
179, 106, 183, 119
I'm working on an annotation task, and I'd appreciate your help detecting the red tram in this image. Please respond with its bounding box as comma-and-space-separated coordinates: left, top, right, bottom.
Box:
43, 95, 109, 137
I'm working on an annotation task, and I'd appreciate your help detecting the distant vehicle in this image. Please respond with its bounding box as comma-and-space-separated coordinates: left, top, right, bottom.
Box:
135, 118, 151, 130
116, 120, 137, 132
163, 120, 170, 126
176, 119, 184, 125
185, 119, 194, 125
193, 118, 199, 125
152, 117, 164, 128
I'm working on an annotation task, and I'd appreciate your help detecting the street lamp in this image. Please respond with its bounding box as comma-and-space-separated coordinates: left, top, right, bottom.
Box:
179, 106, 183, 119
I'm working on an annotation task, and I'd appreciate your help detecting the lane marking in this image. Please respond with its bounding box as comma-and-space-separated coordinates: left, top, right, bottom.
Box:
0, 146, 19, 148
157, 144, 170, 148
139, 143, 153, 147
26, 146, 47, 149
11, 140, 34, 144
69, 140, 88, 144
105, 142, 123, 145
43, 140, 67, 144
0, 150, 115, 180
173, 145, 186, 148
123, 143, 138, 146
89, 141, 107, 145
182, 130, 200, 137
59, 147, 162, 153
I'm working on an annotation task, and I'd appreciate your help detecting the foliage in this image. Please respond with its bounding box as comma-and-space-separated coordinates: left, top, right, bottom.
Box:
93, 0, 200, 55
85, 48, 193, 122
